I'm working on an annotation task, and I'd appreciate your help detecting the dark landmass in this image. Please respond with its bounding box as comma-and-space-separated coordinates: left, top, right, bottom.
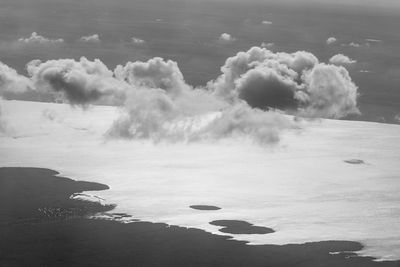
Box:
344, 159, 366, 164
190, 205, 221, 211
1, 167, 400, 267
210, 220, 275, 235
0, 167, 114, 224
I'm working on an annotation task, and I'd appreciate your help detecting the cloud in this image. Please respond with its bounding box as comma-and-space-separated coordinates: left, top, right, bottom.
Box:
326, 37, 337, 45
218, 33, 236, 44
261, 42, 274, 48
0, 62, 34, 133
208, 47, 359, 119
0, 101, 6, 134
235, 67, 299, 110
192, 103, 294, 144
20, 56, 286, 144
79, 34, 100, 43
115, 57, 190, 96
102, 57, 294, 144
342, 42, 361, 48
262, 20, 272, 25
329, 54, 356, 66
298, 64, 359, 118
27, 57, 126, 106
107, 87, 293, 144
394, 114, 400, 124
365, 39, 382, 43
18, 32, 64, 45
0, 62, 33, 98
131, 37, 145, 45
208, 47, 318, 102
0, 45, 361, 143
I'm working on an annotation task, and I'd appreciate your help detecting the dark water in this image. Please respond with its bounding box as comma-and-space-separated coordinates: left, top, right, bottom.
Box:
1, 0, 400, 123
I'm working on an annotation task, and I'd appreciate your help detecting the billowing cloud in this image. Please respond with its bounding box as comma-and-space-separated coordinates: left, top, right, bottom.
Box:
0, 45, 361, 143
208, 47, 359, 119
79, 34, 100, 43
329, 54, 356, 66
297, 64, 359, 118
107, 87, 292, 144
0, 62, 33, 97
218, 33, 236, 44
18, 32, 64, 45
235, 67, 299, 110
326, 37, 337, 45
0, 62, 34, 133
27, 57, 126, 106
208, 47, 318, 102
131, 37, 145, 45
115, 57, 190, 96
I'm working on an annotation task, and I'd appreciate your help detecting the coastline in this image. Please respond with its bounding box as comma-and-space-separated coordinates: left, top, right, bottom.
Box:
1, 167, 399, 266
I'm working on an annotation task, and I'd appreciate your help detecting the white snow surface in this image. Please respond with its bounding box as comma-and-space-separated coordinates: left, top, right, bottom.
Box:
1, 99, 400, 261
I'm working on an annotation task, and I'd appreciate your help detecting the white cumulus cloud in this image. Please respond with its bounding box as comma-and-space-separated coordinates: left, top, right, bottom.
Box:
329, 54, 356, 66
326, 37, 337, 45
208, 47, 359, 119
218, 33, 236, 44
0, 62, 33, 96
115, 57, 190, 96
27, 57, 126, 106
298, 64, 359, 118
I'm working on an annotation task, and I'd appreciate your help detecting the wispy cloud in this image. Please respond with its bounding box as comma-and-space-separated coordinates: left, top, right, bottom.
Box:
218, 33, 236, 44
79, 34, 100, 43
131, 37, 146, 45
261, 42, 274, 48
341, 42, 361, 48
261, 20, 272, 25
18, 32, 64, 45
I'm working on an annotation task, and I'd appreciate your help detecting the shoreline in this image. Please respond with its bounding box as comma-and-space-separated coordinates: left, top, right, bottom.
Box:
1, 167, 399, 266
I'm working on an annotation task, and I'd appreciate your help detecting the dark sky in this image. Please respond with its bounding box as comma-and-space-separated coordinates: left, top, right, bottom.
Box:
1, 0, 400, 123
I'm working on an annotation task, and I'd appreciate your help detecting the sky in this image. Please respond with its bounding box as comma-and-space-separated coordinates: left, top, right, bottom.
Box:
1, 0, 400, 123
